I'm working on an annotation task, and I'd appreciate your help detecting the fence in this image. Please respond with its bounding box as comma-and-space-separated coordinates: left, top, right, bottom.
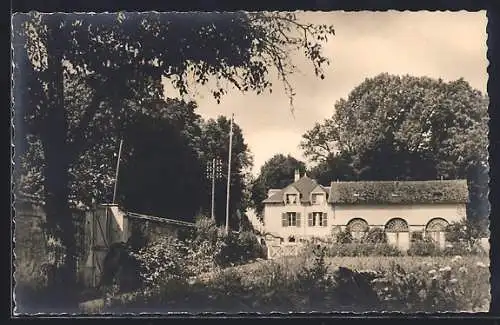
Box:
267, 243, 304, 260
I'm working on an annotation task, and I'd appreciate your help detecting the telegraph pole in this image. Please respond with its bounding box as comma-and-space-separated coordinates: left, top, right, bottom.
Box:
210, 158, 216, 221
112, 139, 124, 204
206, 157, 222, 221
225, 114, 234, 234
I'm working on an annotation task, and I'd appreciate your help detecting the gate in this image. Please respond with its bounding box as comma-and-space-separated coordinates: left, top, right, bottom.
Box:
84, 205, 112, 288
82, 204, 126, 288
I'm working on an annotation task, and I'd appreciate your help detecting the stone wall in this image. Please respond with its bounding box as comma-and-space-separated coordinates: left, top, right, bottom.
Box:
14, 199, 47, 288
13, 198, 87, 290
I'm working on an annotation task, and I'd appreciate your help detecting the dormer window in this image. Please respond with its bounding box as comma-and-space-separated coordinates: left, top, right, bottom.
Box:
311, 193, 325, 205
286, 194, 298, 205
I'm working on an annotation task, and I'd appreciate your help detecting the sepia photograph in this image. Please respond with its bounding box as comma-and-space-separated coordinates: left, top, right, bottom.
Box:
11, 10, 490, 314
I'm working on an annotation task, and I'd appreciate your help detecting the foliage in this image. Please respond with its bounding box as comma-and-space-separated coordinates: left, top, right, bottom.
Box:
119, 100, 207, 221
12, 11, 334, 298
362, 227, 387, 244
237, 231, 266, 261
330, 180, 468, 204
104, 253, 490, 313
131, 236, 189, 288
372, 258, 490, 312
308, 152, 358, 185
411, 231, 424, 242
324, 243, 402, 257
335, 229, 353, 244
445, 218, 483, 247
250, 154, 307, 216
199, 116, 253, 227
300, 73, 488, 227
407, 238, 441, 257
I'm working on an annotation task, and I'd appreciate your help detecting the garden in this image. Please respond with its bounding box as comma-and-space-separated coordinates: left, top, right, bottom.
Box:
78, 218, 490, 314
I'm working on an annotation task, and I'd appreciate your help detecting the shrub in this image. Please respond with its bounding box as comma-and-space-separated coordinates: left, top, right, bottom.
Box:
336, 229, 353, 244
100, 242, 143, 293
411, 231, 424, 242
407, 238, 441, 257
363, 227, 387, 244
445, 219, 481, 248
442, 241, 487, 256
372, 259, 490, 312
131, 236, 190, 288
237, 231, 265, 261
324, 243, 402, 257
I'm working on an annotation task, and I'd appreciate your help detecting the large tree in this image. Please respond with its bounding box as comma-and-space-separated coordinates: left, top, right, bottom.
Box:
300, 73, 489, 229
118, 99, 206, 221
250, 154, 306, 217
12, 11, 334, 300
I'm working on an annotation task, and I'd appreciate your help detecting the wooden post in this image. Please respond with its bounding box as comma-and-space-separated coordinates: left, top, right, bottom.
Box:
112, 139, 124, 204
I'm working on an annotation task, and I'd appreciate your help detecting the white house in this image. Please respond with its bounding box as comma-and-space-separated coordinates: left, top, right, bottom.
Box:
262, 170, 468, 250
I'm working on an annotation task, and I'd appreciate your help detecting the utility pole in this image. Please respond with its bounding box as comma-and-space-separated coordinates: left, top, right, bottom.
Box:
112, 139, 124, 204
211, 158, 216, 221
225, 113, 234, 234
206, 157, 222, 221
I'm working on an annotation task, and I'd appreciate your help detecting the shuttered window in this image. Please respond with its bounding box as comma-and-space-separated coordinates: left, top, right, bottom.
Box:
282, 212, 300, 227
308, 212, 328, 227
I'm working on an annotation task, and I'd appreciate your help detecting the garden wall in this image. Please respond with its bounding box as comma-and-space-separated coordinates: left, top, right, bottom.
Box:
13, 196, 87, 290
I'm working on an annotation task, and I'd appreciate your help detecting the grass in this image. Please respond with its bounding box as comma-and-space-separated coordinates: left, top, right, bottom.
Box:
97, 254, 490, 313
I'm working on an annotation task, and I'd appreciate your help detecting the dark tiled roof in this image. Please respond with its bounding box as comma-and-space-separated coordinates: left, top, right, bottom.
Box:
328, 180, 468, 204
262, 176, 326, 203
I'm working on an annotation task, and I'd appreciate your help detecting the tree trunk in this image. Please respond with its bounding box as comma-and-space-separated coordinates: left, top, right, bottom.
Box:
42, 142, 78, 304
39, 18, 79, 308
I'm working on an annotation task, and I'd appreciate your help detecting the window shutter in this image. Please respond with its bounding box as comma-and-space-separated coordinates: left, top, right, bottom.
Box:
308, 213, 313, 227
323, 213, 328, 227
282, 213, 288, 227
296, 213, 301, 227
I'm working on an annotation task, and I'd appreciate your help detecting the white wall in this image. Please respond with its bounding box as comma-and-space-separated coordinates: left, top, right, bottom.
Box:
263, 200, 333, 240
264, 202, 466, 241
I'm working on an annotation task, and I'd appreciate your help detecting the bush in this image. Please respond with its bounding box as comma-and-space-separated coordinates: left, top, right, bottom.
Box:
336, 229, 353, 244
237, 231, 265, 261
324, 243, 402, 257
363, 228, 387, 244
442, 241, 487, 256
411, 231, 424, 242
131, 236, 189, 288
445, 219, 482, 248
372, 259, 490, 312
407, 238, 441, 256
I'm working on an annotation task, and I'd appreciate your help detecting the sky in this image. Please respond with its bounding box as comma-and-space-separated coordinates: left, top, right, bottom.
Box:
163, 11, 488, 177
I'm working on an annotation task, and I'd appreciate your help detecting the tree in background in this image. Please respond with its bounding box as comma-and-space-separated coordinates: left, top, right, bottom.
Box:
199, 116, 253, 229
250, 154, 306, 218
12, 11, 334, 299
118, 99, 206, 222
301, 73, 489, 229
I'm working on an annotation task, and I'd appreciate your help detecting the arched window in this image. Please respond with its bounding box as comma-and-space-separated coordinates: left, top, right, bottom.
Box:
385, 218, 409, 250
346, 218, 369, 240
425, 218, 449, 244
385, 218, 409, 232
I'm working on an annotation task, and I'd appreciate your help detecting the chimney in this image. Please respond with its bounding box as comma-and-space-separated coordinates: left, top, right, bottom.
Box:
294, 169, 300, 182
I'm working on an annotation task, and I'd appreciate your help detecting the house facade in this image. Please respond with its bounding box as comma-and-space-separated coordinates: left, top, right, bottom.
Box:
262, 170, 468, 251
